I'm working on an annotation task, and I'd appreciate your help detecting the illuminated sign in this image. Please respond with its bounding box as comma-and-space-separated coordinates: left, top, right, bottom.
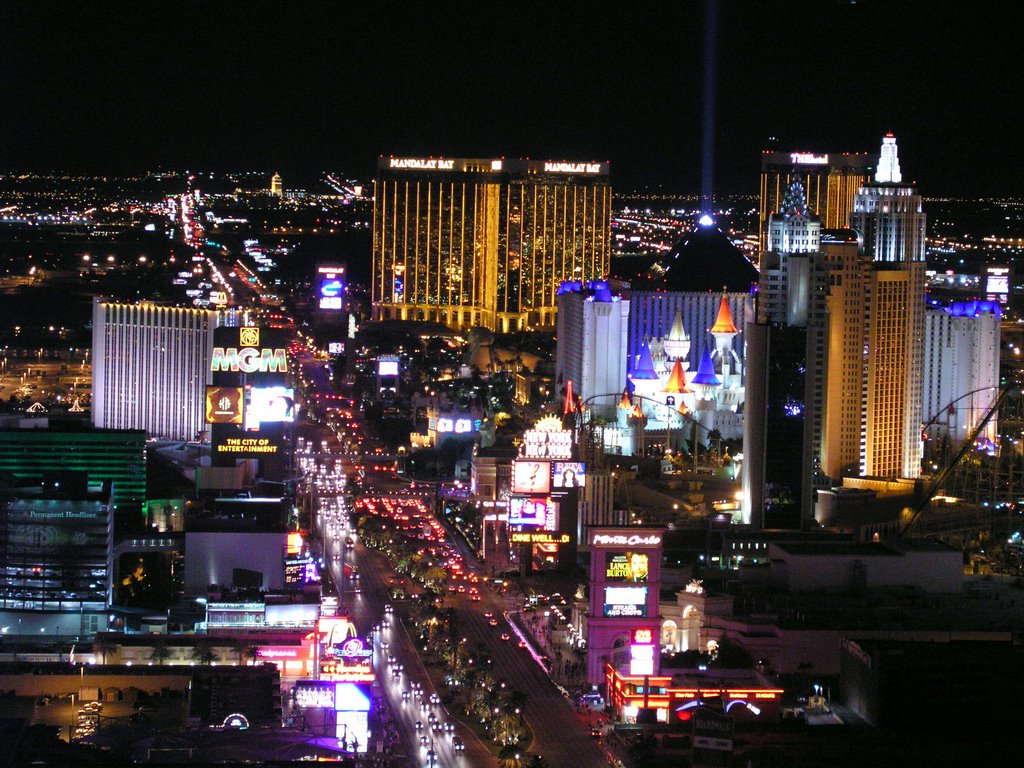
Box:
295, 680, 335, 708
245, 386, 294, 428
436, 417, 478, 434
205, 386, 243, 424
318, 616, 357, 643
632, 628, 654, 645
328, 342, 345, 354
552, 461, 586, 488
789, 152, 829, 165
521, 428, 573, 460
985, 266, 1011, 303
605, 552, 649, 583
318, 268, 345, 310
214, 436, 280, 454
630, 643, 655, 676
287, 532, 304, 555
320, 280, 343, 297
389, 157, 455, 170
334, 682, 371, 712
257, 647, 301, 659
591, 533, 662, 548
321, 663, 375, 682
337, 710, 370, 753
684, 579, 705, 595
377, 358, 399, 377
211, 338, 288, 373
337, 638, 373, 659
513, 461, 552, 494
508, 496, 549, 527
285, 557, 321, 586
543, 161, 603, 174
511, 532, 571, 544
223, 713, 249, 729
603, 586, 648, 617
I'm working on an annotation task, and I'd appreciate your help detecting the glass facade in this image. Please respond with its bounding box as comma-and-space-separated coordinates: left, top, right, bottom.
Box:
759, 152, 873, 251
0, 427, 146, 517
0, 490, 111, 614
373, 158, 611, 332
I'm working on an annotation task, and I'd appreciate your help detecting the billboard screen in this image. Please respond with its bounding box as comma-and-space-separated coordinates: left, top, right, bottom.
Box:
318, 265, 346, 311
205, 386, 244, 424
334, 681, 372, 712
605, 551, 650, 582
512, 461, 551, 494
985, 266, 1011, 304
377, 359, 399, 376
244, 386, 295, 429
552, 461, 586, 488
508, 496, 548, 527
295, 680, 335, 708
603, 586, 648, 617
285, 557, 321, 586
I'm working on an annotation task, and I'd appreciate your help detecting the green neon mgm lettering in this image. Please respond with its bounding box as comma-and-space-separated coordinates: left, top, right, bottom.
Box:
211, 347, 288, 373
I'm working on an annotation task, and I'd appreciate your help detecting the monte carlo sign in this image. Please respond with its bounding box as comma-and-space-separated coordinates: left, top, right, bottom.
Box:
211, 327, 288, 374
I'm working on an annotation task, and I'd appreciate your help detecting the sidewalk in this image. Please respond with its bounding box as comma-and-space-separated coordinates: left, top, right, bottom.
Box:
510, 609, 635, 768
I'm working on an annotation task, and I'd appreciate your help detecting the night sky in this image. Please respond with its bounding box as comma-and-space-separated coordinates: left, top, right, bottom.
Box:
1, 1, 1018, 196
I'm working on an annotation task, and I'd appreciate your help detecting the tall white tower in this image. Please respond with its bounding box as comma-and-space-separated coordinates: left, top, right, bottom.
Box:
852, 135, 927, 479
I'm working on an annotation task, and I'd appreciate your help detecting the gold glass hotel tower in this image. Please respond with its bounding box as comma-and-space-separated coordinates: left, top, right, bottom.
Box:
372, 157, 611, 332
758, 151, 873, 251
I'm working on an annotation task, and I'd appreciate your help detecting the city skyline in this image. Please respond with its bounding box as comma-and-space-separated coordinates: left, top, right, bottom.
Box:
1, 2, 1020, 195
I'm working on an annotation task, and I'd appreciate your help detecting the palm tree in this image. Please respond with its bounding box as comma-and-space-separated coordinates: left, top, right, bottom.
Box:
423, 565, 447, 592
149, 639, 172, 665
94, 635, 116, 665
190, 639, 217, 665
238, 642, 261, 666
497, 745, 524, 768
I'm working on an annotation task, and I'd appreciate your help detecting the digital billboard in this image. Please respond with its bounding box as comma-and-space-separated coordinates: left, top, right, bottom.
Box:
629, 627, 656, 676
317, 265, 346, 311
630, 643, 655, 676
552, 461, 586, 488
244, 386, 295, 430
205, 386, 244, 424
605, 551, 650, 582
377, 358, 399, 376
509, 496, 548, 527
295, 680, 336, 708
603, 586, 648, 617
513, 460, 552, 494
510, 531, 571, 544
284, 557, 321, 586
985, 265, 1011, 304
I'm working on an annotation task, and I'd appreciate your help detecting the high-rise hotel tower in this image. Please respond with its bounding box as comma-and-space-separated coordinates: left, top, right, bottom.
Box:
372, 157, 611, 333
851, 134, 927, 479
759, 150, 873, 251
92, 299, 224, 441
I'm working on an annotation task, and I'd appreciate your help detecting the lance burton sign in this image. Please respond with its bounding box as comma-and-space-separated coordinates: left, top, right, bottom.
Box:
591, 533, 662, 547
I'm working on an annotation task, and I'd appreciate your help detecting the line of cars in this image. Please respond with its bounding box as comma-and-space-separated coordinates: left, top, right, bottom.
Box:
393, 671, 465, 755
